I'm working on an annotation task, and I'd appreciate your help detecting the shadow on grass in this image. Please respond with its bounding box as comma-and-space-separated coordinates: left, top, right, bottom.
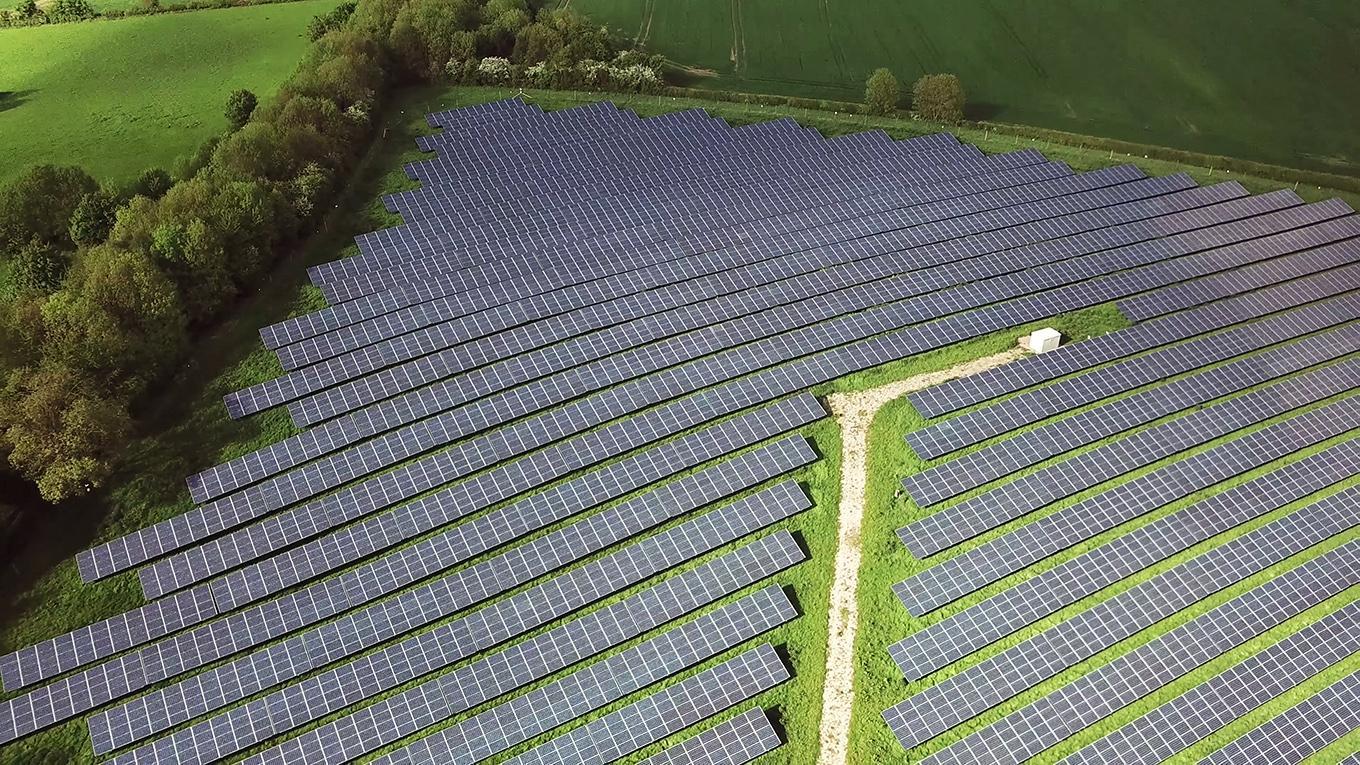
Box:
0, 87, 434, 639
0, 90, 35, 114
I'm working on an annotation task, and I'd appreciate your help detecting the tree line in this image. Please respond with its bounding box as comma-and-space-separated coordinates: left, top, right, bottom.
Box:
0, 0, 648, 502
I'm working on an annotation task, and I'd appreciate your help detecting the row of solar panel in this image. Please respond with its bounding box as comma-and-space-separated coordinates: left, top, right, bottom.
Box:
257, 158, 1101, 412
101, 528, 803, 763
896, 395, 1360, 615
887, 221, 1360, 759
355, 137, 984, 274
919, 540, 1360, 765
908, 258, 1360, 417
320, 156, 1133, 311
282, 157, 1072, 373
1, 450, 810, 745
5, 395, 819, 693
149, 187, 1249, 599
898, 349, 1360, 558
885, 538, 1360, 761
902, 291, 1360, 507
81, 186, 1351, 594
904, 293, 1360, 459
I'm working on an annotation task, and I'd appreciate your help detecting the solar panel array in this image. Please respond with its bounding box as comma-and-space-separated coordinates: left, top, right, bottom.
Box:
6, 97, 1360, 765
885, 169, 1360, 763
639, 708, 782, 765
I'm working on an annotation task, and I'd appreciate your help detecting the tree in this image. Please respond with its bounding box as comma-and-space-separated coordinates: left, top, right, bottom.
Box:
68, 189, 119, 247
864, 68, 900, 116
388, 0, 481, 80
307, 0, 356, 41
0, 362, 132, 503
41, 245, 186, 395
0, 165, 98, 250
912, 73, 966, 123
132, 168, 173, 199
225, 89, 258, 131
10, 238, 70, 295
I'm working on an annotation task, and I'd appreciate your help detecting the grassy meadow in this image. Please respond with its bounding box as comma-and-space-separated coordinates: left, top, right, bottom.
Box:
0, 0, 338, 185
570, 0, 1360, 176
1, 85, 1357, 763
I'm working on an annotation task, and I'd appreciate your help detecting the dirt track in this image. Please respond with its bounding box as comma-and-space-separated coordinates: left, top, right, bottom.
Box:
817, 348, 1025, 764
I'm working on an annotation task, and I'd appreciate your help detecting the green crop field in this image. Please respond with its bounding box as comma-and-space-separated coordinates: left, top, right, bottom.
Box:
570, 0, 1360, 176
0, 0, 337, 185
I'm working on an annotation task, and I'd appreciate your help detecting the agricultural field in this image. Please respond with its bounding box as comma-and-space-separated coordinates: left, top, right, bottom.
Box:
571, 0, 1360, 176
2, 85, 1360, 765
0, 0, 338, 184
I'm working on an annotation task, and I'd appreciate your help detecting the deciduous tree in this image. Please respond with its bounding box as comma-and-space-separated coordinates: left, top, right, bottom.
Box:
912, 73, 966, 123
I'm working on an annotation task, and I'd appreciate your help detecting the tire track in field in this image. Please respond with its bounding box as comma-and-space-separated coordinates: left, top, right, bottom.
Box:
819, 0, 849, 83
729, 0, 746, 73
634, 0, 655, 48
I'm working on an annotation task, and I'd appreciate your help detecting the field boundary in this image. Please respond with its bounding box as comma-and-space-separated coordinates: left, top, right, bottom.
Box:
0, 0, 317, 28
659, 85, 1360, 195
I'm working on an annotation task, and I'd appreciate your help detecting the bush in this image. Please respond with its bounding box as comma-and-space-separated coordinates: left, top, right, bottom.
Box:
477, 56, 513, 83
912, 73, 966, 123
864, 67, 899, 116
46, 0, 95, 21
225, 89, 259, 131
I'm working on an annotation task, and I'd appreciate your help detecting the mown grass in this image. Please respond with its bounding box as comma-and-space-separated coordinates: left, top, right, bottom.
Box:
1, 84, 1356, 765
850, 324, 1360, 763
570, 0, 1360, 177
0, 0, 337, 184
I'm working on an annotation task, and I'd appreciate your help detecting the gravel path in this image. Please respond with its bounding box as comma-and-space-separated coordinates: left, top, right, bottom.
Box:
817, 348, 1026, 765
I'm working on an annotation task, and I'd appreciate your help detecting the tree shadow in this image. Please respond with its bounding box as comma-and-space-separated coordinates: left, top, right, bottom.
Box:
966, 101, 1004, 121
0, 90, 36, 114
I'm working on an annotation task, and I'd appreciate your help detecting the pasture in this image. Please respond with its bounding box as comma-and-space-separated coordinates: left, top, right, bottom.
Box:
571, 0, 1360, 176
0, 0, 337, 184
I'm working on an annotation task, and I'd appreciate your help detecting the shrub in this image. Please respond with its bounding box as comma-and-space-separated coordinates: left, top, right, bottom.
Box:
912, 73, 966, 123
225, 89, 259, 131
477, 56, 513, 83
864, 67, 899, 115
46, 0, 95, 20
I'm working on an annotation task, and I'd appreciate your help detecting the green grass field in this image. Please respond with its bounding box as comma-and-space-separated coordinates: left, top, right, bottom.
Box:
571, 0, 1360, 176
1, 86, 1358, 764
0, 0, 337, 185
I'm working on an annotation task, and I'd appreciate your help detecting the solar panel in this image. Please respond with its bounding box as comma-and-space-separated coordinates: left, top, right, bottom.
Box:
904, 296, 1360, 459
1060, 599, 1360, 765
886, 538, 1360, 760
909, 262, 1360, 418
897, 354, 1360, 557
143, 392, 823, 601
504, 645, 790, 765
882, 490, 1360, 749
106, 533, 804, 765
0, 583, 217, 692
894, 397, 1360, 615
902, 321, 1360, 507
1198, 668, 1360, 765
890, 437, 1360, 679
638, 708, 781, 765
366, 587, 797, 765
85, 481, 811, 755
